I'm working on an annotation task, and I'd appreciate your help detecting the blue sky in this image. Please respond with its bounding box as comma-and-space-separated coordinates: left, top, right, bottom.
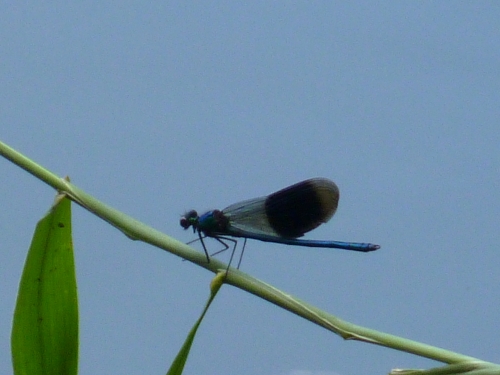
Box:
1, 3, 500, 375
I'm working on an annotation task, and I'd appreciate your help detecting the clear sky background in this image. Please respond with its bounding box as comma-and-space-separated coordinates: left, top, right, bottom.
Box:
1, 3, 500, 375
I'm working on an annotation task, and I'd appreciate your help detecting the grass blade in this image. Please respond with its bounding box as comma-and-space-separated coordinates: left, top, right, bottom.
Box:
166, 272, 225, 375
11, 194, 78, 375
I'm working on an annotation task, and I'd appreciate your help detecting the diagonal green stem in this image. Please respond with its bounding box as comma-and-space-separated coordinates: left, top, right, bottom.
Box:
0, 139, 494, 367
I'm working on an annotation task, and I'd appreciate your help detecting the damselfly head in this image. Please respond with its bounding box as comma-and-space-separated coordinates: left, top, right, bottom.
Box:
180, 210, 199, 231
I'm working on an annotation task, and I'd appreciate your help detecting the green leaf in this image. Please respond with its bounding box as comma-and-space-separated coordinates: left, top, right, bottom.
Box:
11, 194, 78, 375
166, 272, 225, 375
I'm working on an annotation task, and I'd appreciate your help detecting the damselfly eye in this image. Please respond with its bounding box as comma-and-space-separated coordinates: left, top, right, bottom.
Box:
186, 210, 198, 219
180, 210, 199, 229
180, 217, 190, 229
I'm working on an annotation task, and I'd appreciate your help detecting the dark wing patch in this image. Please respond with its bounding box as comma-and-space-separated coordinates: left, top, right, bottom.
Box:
264, 178, 339, 237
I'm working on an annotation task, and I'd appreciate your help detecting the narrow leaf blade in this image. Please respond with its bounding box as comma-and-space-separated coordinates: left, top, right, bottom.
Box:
11, 195, 78, 375
166, 272, 225, 375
